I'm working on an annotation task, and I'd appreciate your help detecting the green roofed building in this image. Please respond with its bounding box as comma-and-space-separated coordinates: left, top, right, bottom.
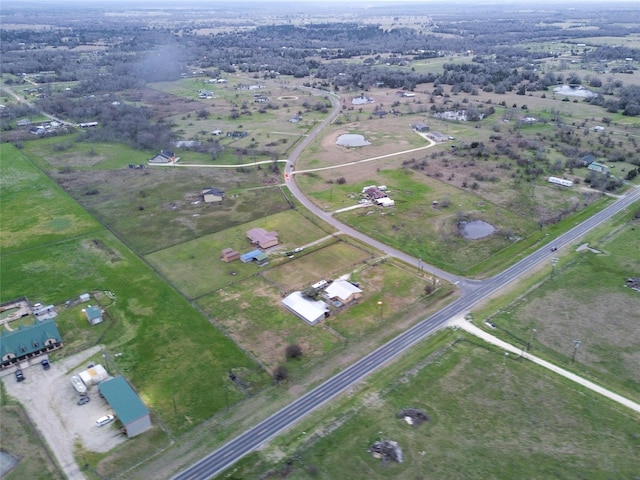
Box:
98, 376, 152, 438
1, 318, 63, 368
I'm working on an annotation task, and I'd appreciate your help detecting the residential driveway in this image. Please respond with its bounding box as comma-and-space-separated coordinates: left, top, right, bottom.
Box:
1, 346, 126, 480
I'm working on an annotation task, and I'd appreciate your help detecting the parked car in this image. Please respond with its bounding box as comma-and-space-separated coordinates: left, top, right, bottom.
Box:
41, 359, 50, 370
77, 396, 90, 406
95, 414, 115, 427
15, 369, 25, 382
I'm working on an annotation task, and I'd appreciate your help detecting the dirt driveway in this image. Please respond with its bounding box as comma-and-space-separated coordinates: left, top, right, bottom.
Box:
1, 346, 125, 480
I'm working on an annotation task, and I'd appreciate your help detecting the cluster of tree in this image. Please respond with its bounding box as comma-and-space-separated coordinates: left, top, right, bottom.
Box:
35, 94, 174, 150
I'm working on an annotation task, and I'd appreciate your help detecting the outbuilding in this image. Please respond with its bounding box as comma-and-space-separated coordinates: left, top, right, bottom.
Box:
98, 376, 152, 438
282, 292, 329, 325
84, 305, 103, 325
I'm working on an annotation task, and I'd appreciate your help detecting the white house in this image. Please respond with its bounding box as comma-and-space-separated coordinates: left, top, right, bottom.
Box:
324, 280, 363, 304
548, 176, 573, 187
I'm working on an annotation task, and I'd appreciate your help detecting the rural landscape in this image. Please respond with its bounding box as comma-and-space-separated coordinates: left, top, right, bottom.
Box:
1, 1, 639, 479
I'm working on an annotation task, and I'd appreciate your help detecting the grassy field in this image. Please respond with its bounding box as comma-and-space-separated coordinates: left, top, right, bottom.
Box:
0, 144, 101, 252
146, 209, 333, 297
231, 330, 640, 480
479, 214, 640, 400
20, 140, 292, 254
0, 145, 267, 436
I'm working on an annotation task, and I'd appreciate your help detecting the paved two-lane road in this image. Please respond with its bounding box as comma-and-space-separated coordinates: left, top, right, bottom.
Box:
173, 179, 639, 479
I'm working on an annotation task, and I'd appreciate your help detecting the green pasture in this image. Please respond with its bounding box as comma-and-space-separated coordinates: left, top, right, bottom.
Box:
0, 143, 100, 252
481, 218, 640, 400
0, 230, 263, 434
237, 330, 640, 479
22, 137, 151, 170
146, 209, 332, 298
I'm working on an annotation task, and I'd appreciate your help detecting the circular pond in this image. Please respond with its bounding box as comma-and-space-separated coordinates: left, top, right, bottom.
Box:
459, 220, 496, 239
336, 134, 371, 147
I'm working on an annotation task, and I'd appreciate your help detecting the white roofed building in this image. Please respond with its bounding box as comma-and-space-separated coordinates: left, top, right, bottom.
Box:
282, 292, 329, 325
324, 280, 363, 304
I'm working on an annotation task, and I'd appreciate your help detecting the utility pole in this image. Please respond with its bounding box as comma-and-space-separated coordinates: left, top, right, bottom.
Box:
571, 339, 581, 364
527, 328, 537, 351
377, 300, 383, 322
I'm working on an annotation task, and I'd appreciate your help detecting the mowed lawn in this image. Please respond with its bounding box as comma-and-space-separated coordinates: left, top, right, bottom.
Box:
239, 332, 640, 479
0, 147, 265, 435
489, 219, 640, 399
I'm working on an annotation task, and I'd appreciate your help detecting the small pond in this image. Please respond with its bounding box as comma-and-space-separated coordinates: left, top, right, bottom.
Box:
552, 85, 598, 98
459, 220, 496, 240
336, 134, 371, 147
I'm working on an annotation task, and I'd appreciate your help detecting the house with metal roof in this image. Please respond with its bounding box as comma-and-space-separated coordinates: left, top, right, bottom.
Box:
588, 162, 609, 174
0, 318, 63, 368
324, 280, 363, 304
247, 228, 279, 249
98, 376, 152, 438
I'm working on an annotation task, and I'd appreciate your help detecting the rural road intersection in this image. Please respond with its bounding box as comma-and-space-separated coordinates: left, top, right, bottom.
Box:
170, 88, 640, 479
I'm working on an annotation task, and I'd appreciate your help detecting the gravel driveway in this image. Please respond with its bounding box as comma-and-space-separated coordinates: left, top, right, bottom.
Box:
1, 346, 126, 480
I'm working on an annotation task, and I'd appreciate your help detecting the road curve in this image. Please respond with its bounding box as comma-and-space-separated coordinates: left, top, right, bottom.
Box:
173, 94, 640, 480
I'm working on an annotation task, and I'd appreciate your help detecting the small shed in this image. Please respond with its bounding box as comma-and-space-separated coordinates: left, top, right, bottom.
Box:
84, 305, 103, 325
79, 293, 91, 303
202, 187, 225, 203
240, 249, 269, 265
98, 376, 151, 438
221, 248, 240, 263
